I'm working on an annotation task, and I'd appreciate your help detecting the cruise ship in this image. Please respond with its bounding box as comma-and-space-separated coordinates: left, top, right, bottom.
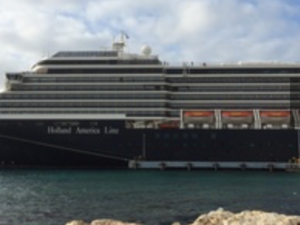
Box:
0, 35, 300, 169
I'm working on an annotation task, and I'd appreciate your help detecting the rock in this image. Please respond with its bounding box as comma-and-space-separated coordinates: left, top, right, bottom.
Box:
66, 210, 300, 225
190, 209, 300, 225
65, 220, 89, 225
171, 222, 181, 225
192, 208, 234, 225
91, 219, 142, 225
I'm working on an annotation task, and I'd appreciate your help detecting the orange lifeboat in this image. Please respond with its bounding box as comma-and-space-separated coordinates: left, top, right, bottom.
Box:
184, 111, 214, 117
222, 111, 252, 117
260, 111, 290, 117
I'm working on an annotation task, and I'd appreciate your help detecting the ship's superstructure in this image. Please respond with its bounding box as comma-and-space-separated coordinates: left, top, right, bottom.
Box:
0, 35, 299, 169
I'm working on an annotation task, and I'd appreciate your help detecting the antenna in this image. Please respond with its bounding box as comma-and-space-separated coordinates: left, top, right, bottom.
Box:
112, 31, 129, 53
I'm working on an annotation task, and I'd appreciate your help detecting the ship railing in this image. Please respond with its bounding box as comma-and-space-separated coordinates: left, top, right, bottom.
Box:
163, 61, 300, 67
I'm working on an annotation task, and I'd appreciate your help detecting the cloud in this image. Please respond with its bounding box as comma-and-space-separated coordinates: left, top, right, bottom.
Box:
0, 0, 300, 88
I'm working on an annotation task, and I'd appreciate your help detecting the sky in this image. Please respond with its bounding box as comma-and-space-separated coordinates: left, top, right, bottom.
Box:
0, 0, 300, 89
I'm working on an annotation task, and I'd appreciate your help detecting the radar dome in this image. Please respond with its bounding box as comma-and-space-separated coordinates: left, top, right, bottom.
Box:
141, 45, 152, 56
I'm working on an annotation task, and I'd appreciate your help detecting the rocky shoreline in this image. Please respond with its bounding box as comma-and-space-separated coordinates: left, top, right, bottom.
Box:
65, 208, 300, 225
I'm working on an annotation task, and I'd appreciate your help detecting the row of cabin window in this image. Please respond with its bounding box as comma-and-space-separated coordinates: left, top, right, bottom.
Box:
167, 77, 291, 83
171, 95, 293, 100
150, 140, 295, 149
170, 103, 291, 108
23, 77, 291, 83
166, 68, 300, 74
0, 94, 295, 100
0, 93, 166, 99
154, 133, 294, 143
47, 68, 163, 74
0, 102, 166, 107
53, 51, 118, 57
23, 77, 165, 83
0, 102, 291, 109
47, 68, 300, 74
11, 84, 293, 91
11, 85, 162, 91
39, 60, 161, 65
0, 110, 171, 116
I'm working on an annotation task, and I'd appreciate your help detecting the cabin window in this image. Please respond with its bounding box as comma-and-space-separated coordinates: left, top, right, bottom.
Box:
192, 133, 198, 139
163, 133, 170, 139
164, 143, 169, 147
182, 133, 188, 139
173, 134, 179, 139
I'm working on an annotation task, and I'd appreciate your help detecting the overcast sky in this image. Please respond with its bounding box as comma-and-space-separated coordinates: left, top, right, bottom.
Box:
0, 0, 300, 89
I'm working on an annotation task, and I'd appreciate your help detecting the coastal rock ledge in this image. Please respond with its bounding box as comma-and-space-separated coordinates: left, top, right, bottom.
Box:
66, 219, 142, 225
66, 209, 300, 225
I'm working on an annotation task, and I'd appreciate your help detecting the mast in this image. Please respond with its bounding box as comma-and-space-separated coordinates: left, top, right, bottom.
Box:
112, 31, 129, 52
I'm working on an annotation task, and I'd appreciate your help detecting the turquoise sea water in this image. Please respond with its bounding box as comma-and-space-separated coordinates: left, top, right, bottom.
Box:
0, 170, 300, 225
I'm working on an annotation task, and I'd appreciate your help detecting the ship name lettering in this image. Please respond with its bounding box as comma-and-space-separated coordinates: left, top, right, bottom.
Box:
48, 126, 72, 134
76, 127, 100, 134
104, 126, 119, 134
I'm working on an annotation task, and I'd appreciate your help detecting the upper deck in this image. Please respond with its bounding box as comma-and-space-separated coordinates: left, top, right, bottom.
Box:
2, 35, 300, 126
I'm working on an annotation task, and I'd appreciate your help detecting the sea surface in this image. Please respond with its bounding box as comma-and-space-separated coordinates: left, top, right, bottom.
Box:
0, 170, 300, 225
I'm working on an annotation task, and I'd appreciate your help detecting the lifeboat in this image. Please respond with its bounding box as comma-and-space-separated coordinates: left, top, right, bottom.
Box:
260, 111, 290, 117
222, 111, 253, 117
184, 111, 214, 117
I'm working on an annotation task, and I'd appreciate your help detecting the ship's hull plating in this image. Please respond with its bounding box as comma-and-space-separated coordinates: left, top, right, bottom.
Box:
0, 120, 298, 169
